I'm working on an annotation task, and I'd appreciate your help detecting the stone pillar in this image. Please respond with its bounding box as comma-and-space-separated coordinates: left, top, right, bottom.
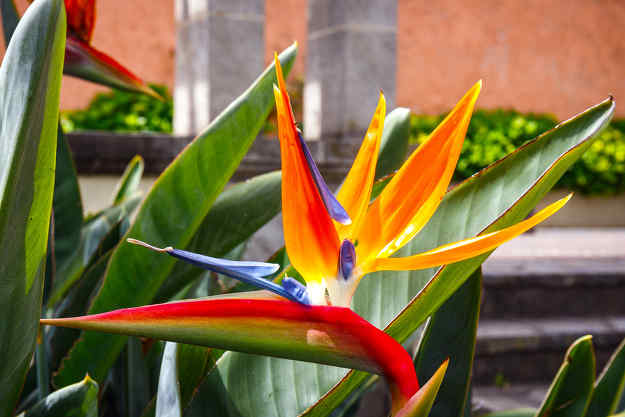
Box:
304, 0, 397, 143
174, 0, 265, 135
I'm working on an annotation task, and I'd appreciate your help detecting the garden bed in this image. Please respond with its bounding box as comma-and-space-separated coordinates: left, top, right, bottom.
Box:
68, 131, 625, 226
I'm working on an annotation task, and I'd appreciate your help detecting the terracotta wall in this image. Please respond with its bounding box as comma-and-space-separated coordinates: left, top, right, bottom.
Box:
397, 0, 625, 119
1, 0, 622, 118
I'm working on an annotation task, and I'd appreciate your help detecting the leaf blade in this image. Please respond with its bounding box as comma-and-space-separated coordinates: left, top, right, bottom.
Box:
0, 0, 66, 414
535, 335, 595, 417
413, 268, 482, 417
17, 376, 98, 417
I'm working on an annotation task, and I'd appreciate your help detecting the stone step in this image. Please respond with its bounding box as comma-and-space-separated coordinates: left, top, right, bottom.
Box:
473, 317, 625, 385
481, 256, 625, 319
472, 385, 548, 414
480, 228, 625, 319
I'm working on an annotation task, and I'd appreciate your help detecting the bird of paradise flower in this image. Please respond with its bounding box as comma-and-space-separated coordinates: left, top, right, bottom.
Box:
41, 54, 569, 415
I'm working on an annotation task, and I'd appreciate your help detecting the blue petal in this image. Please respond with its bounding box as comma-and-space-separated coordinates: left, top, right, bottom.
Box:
167, 248, 309, 305
338, 239, 356, 280
281, 276, 311, 305
166, 249, 279, 277
126, 239, 309, 305
297, 131, 351, 225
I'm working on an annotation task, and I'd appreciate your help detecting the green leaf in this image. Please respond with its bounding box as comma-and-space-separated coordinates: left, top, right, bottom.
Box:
155, 342, 182, 417
0, 0, 65, 415
140, 343, 215, 417
155, 170, 283, 302
586, 338, 625, 417
17, 376, 98, 417
302, 98, 614, 416
54, 44, 297, 387
413, 267, 482, 417
48, 195, 141, 306
375, 108, 411, 180
113, 155, 144, 205
51, 126, 84, 274
127, 337, 154, 417
0, 0, 19, 45
535, 335, 595, 417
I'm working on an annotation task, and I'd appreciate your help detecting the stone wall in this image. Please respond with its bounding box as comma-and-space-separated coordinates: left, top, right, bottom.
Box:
1, 0, 622, 119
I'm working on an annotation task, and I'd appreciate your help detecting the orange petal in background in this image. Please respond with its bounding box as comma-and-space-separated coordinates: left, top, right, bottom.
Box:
336, 92, 386, 241
356, 81, 482, 266
274, 56, 340, 298
368, 194, 571, 273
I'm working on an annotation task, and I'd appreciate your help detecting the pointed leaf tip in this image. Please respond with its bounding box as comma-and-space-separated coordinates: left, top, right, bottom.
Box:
393, 359, 448, 417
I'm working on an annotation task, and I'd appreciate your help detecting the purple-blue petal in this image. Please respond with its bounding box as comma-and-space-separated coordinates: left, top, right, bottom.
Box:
281, 276, 311, 305
297, 131, 351, 225
166, 248, 309, 305
338, 239, 356, 280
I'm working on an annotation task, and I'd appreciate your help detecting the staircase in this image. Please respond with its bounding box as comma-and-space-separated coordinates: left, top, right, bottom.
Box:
472, 228, 625, 411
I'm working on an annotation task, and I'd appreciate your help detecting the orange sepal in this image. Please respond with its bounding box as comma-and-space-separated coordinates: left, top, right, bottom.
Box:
356, 81, 482, 264
367, 195, 570, 273
336, 93, 386, 240
273, 55, 340, 288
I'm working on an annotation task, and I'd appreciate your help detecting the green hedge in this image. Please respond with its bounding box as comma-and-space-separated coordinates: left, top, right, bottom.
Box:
61, 84, 173, 133
411, 110, 625, 195
62, 88, 624, 195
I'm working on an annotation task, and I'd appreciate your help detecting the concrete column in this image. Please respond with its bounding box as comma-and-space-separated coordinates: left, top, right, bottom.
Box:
174, 0, 265, 135
304, 0, 397, 143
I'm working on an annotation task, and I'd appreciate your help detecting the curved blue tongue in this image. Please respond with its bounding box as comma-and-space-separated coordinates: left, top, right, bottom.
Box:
127, 239, 310, 305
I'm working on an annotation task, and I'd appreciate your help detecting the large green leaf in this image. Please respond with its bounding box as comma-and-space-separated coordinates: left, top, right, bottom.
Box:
187, 98, 614, 417
586, 338, 625, 417
0, 0, 65, 415
413, 268, 481, 417
17, 376, 98, 417
535, 335, 595, 417
54, 44, 297, 387
155, 170, 283, 302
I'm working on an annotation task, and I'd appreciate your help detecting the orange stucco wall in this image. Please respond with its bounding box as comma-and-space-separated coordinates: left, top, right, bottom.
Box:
1, 0, 623, 118
397, 0, 625, 119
